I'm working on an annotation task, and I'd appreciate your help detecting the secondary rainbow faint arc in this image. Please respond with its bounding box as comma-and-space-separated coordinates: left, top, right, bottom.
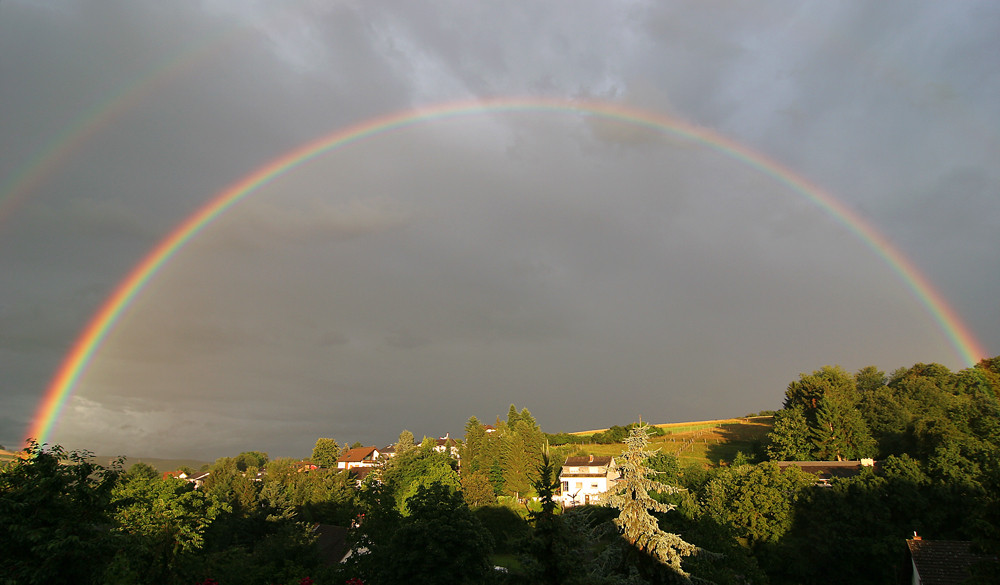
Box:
26, 97, 989, 445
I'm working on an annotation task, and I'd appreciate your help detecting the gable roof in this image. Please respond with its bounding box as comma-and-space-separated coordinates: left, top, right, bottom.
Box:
907, 539, 985, 585
563, 455, 614, 468
336, 446, 378, 463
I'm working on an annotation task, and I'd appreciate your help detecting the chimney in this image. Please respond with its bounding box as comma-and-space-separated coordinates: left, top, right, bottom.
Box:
912, 531, 921, 540
588, 454, 594, 463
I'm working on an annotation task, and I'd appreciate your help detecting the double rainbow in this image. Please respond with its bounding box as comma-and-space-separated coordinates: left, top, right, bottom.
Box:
24, 97, 989, 446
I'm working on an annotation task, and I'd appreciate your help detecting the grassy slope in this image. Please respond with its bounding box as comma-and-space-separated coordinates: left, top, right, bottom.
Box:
560, 416, 774, 468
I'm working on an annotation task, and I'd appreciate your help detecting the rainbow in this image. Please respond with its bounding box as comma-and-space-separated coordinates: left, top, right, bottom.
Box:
25, 97, 990, 445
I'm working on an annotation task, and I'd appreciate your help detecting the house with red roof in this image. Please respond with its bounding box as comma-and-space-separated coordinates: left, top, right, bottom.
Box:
336, 446, 382, 471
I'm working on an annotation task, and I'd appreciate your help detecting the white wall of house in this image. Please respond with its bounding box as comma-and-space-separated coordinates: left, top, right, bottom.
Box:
559, 462, 618, 506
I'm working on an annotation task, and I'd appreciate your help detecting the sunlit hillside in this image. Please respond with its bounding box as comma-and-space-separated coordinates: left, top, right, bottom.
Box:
563, 416, 774, 467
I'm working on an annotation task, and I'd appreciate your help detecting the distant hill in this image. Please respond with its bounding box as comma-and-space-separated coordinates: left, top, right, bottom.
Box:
0, 448, 210, 473
99, 455, 213, 473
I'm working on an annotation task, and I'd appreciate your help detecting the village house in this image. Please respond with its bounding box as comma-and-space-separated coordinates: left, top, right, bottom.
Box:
336, 446, 382, 471
163, 470, 211, 489
560, 454, 619, 506
433, 433, 460, 458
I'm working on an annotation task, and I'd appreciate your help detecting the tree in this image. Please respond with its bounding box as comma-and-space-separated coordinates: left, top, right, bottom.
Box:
461, 416, 488, 475
107, 470, 227, 582
765, 405, 813, 461
604, 423, 701, 582
854, 365, 887, 394
350, 482, 494, 585
460, 470, 497, 508
395, 429, 415, 454
518, 453, 595, 585
0, 441, 122, 585
234, 451, 269, 472
811, 395, 877, 461
501, 426, 536, 500
126, 461, 161, 482
701, 461, 813, 550
783, 365, 857, 425
311, 438, 341, 468
507, 404, 522, 428
380, 442, 460, 514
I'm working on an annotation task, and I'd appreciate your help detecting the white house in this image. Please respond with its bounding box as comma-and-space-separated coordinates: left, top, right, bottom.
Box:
560, 455, 619, 506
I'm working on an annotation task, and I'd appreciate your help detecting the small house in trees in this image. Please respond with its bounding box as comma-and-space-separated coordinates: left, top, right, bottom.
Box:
433, 433, 460, 458
906, 535, 988, 584
560, 455, 619, 506
162, 470, 210, 489
336, 446, 382, 471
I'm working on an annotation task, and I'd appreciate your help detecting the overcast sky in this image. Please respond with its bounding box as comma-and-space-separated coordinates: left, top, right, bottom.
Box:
1, 1, 997, 460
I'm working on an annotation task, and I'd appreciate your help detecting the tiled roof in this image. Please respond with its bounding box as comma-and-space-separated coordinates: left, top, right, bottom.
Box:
907, 539, 984, 585
563, 455, 614, 468
336, 446, 378, 462
351, 467, 375, 482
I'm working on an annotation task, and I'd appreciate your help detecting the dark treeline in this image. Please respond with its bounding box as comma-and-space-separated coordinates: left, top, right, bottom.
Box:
2, 356, 999, 584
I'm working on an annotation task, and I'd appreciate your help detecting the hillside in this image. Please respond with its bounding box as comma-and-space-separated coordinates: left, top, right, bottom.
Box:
99, 455, 213, 473
565, 416, 774, 467
0, 448, 210, 473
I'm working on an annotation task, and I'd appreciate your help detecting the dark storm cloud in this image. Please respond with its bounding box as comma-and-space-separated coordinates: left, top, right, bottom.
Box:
1, 0, 996, 459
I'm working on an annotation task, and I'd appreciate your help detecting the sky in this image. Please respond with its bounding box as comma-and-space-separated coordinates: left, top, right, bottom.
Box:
1, 0, 998, 460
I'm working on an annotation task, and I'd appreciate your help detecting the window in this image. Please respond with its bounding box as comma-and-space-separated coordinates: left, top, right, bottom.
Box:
561, 482, 569, 492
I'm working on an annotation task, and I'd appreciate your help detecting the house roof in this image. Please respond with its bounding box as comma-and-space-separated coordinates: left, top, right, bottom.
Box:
774, 460, 878, 478
563, 455, 614, 468
350, 467, 375, 482
314, 524, 350, 566
336, 446, 378, 463
906, 539, 985, 585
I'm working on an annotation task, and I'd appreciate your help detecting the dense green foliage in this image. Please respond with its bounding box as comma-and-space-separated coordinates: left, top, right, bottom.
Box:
3, 356, 999, 583
0, 442, 121, 585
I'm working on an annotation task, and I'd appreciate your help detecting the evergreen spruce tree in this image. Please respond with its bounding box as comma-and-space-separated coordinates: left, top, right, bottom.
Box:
604, 423, 701, 582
